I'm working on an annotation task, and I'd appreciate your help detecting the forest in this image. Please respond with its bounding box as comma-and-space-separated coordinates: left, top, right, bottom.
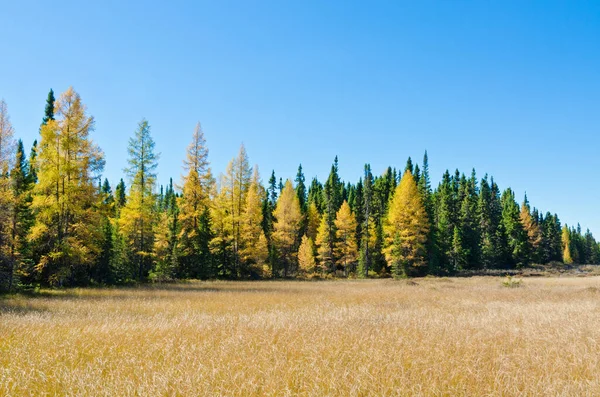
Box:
0, 87, 599, 290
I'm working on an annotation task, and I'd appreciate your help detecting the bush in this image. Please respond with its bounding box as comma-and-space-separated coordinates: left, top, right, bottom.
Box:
502, 275, 522, 288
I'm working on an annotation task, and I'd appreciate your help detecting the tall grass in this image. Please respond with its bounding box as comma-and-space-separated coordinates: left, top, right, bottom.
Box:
2, 277, 600, 395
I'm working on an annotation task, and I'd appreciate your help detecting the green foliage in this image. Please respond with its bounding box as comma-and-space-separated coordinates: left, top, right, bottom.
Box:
2, 92, 598, 289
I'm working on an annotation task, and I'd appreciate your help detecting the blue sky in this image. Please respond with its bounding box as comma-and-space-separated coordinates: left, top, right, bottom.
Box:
1, 0, 599, 235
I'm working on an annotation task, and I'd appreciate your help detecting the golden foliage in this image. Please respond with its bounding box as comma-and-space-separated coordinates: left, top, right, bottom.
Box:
272, 179, 301, 275
297, 234, 316, 274
334, 200, 358, 272
239, 180, 268, 273
315, 215, 332, 273
384, 171, 429, 276
562, 226, 573, 264
31, 87, 104, 284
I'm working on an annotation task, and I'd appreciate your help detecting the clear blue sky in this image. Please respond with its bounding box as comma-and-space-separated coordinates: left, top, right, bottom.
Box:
1, 0, 599, 235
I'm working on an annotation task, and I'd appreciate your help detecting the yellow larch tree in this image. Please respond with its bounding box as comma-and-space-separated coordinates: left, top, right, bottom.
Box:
562, 225, 573, 264
384, 170, 429, 277
221, 144, 252, 276
272, 179, 301, 277
31, 87, 105, 286
178, 122, 214, 278
119, 119, 159, 280
0, 99, 15, 289
297, 234, 316, 275
520, 197, 542, 262
334, 200, 358, 275
239, 170, 268, 276
306, 201, 320, 241
315, 215, 332, 273
209, 179, 233, 276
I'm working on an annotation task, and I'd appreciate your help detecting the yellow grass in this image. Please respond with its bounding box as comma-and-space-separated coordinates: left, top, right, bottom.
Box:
2, 277, 600, 396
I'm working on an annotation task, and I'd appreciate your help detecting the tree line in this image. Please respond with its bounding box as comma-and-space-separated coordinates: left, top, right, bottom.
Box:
0, 87, 598, 290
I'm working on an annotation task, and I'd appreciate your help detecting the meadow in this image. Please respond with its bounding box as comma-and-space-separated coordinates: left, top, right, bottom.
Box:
2, 277, 600, 396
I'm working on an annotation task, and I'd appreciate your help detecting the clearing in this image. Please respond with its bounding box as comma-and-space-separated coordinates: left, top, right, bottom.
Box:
1, 277, 600, 396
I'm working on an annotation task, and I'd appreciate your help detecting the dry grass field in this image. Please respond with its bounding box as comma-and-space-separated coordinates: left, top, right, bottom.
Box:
2, 277, 600, 396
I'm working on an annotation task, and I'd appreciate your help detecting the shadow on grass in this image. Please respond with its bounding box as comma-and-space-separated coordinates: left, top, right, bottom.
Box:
0, 280, 316, 303
0, 298, 48, 316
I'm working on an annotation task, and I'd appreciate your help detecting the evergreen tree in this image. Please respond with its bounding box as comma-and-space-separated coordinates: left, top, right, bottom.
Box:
154, 181, 179, 280
322, 157, 343, 271
42, 89, 55, 125
295, 164, 307, 214
434, 170, 456, 273
307, 177, 324, 213
479, 176, 504, 268
500, 188, 528, 267
28, 140, 38, 184
450, 226, 468, 270
541, 213, 562, 263
404, 157, 413, 175
417, 151, 437, 273
9, 140, 34, 287
115, 178, 126, 208
457, 170, 480, 269
94, 178, 115, 284
358, 164, 373, 278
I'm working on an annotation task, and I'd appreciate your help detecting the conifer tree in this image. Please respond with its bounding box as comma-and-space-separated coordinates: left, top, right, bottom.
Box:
450, 226, 468, 270
154, 181, 179, 279
239, 176, 269, 276
457, 170, 480, 269
334, 201, 358, 275
210, 180, 233, 277
384, 171, 429, 277
9, 140, 34, 287
295, 164, 307, 214
94, 179, 115, 284
404, 157, 413, 175
479, 176, 499, 268
562, 225, 573, 264
222, 144, 252, 276
322, 157, 343, 270
28, 140, 38, 184
358, 164, 373, 278
306, 201, 320, 241
307, 177, 324, 213
0, 99, 15, 290
31, 87, 105, 286
178, 122, 214, 278
434, 170, 456, 272
520, 195, 542, 263
297, 234, 316, 275
315, 215, 332, 273
272, 180, 301, 277
42, 89, 55, 125
115, 179, 126, 208
119, 118, 159, 280
500, 188, 528, 267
